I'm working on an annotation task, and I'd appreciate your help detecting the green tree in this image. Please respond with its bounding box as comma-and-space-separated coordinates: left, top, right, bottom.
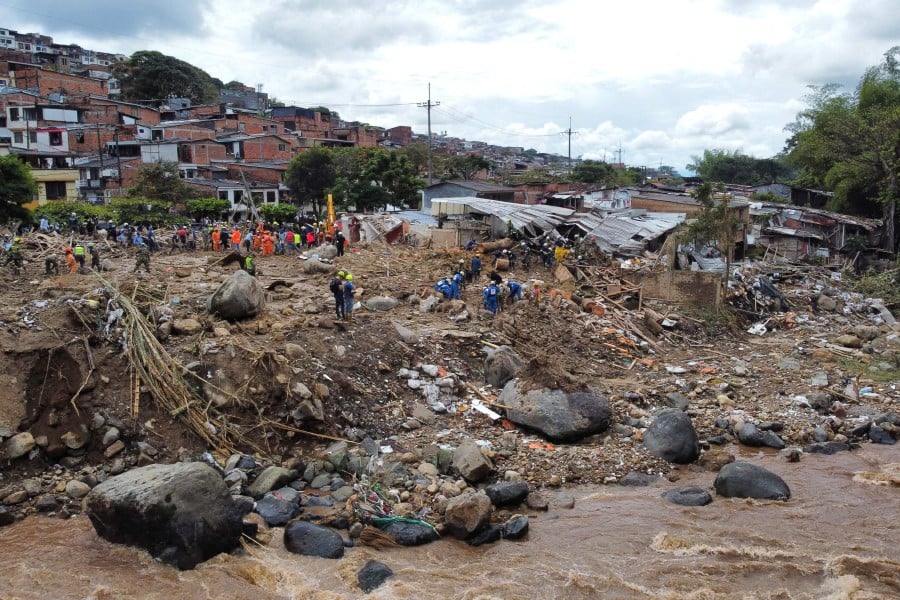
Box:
259, 203, 299, 223
686, 149, 790, 185
679, 182, 740, 279
569, 159, 615, 185
0, 155, 37, 222
785, 46, 900, 250
40, 200, 109, 224
185, 197, 230, 220
113, 50, 221, 104
284, 148, 336, 216
127, 161, 193, 204
110, 196, 177, 225
446, 154, 491, 180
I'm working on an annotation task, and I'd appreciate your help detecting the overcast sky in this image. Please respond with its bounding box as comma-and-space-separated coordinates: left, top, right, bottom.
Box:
1, 0, 897, 173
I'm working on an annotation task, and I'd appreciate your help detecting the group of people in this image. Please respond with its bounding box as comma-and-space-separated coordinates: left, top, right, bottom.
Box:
329, 270, 356, 321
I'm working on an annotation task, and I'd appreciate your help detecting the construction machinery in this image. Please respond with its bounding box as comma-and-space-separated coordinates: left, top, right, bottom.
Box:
325, 193, 336, 236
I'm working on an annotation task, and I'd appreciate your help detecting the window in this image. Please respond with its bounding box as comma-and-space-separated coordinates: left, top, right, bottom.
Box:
45, 181, 67, 199
0, 115, 6, 127
266, 191, 276, 203
74, 132, 84, 143
13, 131, 23, 143
29, 131, 37, 143
9, 108, 19, 121
278, 144, 286, 151
49, 131, 63, 146
239, 122, 246, 132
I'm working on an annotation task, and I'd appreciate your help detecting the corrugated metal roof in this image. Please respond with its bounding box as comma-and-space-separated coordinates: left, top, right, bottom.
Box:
587, 213, 684, 255
427, 180, 516, 193
432, 197, 571, 233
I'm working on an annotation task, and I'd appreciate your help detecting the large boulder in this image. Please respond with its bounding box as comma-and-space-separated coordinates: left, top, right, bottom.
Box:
84, 462, 243, 570
443, 492, 493, 540
207, 270, 265, 320
366, 296, 399, 312
283, 520, 344, 558
484, 481, 529, 507
714, 462, 791, 501
642, 409, 700, 464
452, 438, 493, 483
380, 520, 440, 546
484, 346, 525, 389
498, 381, 612, 442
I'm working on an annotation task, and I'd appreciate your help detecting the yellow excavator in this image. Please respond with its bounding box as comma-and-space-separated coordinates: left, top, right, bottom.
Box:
325, 193, 336, 237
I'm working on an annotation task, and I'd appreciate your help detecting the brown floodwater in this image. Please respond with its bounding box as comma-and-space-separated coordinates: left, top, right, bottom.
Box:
1, 445, 898, 600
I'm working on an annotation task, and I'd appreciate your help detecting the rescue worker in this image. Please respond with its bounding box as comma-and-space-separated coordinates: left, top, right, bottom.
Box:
330, 270, 346, 320
4, 237, 24, 275
451, 271, 463, 300
507, 279, 523, 304
89, 243, 101, 271
343, 274, 356, 322
231, 228, 242, 253
521, 241, 533, 269
284, 228, 296, 255
483, 280, 500, 315
45, 253, 59, 275
541, 244, 554, 268
134, 242, 151, 273
434, 277, 452, 299
73, 242, 86, 268
334, 230, 346, 257
470, 253, 482, 282
244, 254, 256, 276
64, 247, 78, 273
212, 227, 222, 252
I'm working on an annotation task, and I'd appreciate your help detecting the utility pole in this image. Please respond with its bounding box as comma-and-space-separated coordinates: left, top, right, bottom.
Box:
417, 83, 439, 185
560, 117, 578, 171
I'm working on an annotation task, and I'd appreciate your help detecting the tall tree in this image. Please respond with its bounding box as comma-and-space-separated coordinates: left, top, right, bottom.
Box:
127, 161, 193, 204
446, 154, 491, 180
569, 159, 615, 185
785, 46, 900, 250
113, 50, 221, 104
686, 149, 790, 185
284, 148, 336, 216
0, 155, 38, 222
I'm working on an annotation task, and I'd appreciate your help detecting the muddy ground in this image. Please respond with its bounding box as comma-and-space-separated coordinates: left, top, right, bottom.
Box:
1, 231, 898, 519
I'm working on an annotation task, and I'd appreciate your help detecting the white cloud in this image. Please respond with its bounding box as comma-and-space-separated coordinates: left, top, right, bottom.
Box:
0, 0, 896, 172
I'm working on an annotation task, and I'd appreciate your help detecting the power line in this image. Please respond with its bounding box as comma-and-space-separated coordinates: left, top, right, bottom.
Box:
435, 105, 562, 138
560, 116, 579, 170
417, 83, 439, 186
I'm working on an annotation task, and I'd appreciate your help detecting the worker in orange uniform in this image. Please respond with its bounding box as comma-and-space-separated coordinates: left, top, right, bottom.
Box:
64, 247, 78, 273
231, 228, 242, 253
211, 227, 221, 252
261, 231, 274, 256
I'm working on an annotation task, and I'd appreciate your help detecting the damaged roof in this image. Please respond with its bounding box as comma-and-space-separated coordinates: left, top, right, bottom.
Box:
586, 212, 685, 255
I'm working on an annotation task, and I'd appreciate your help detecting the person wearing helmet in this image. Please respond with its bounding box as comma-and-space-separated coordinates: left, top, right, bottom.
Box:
507, 279, 523, 304
342, 273, 355, 322
134, 242, 151, 273
4, 237, 24, 275
89, 243, 101, 271
73, 242, 86, 268
450, 271, 463, 300
64, 247, 78, 273
330, 271, 346, 320
470, 253, 482, 283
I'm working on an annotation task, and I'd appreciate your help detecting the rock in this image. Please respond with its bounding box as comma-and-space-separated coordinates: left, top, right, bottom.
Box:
284, 343, 304, 360
714, 462, 791, 501
380, 520, 440, 546
102, 427, 120, 447
61, 429, 88, 451
0, 506, 15, 526
65, 480, 91, 499
3, 490, 28, 504
443, 492, 493, 540
35, 495, 61, 512
357, 559, 394, 593
642, 409, 700, 464
466, 523, 502, 546
85, 462, 244, 570
737, 423, 765, 447
324, 441, 349, 470
662, 487, 713, 506
392, 320, 421, 344
761, 430, 786, 450
313, 244, 338, 259
804, 441, 852, 455
501, 515, 529, 540
301, 259, 334, 274
254, 492, 301, 526
499, 382, 612, 442
697, 448, 735, 471
207, 270, 265, 321
172, 318, 203, 335
484, 481, 529, 507
868, 425, 896, 445
366, 296, 399, 311
451, 438, 493, 483
419, 296, 440, 313
834, 334, 863, 349
619, 471, 660, 486
852, 325, 880, 341
4, 432, 35, 459
817, 294, 838, 312
665, 392, 691, 411
525, 493, 549, 511
484, 346, 524, 388
283, 520, 344, 559
104, 440, 125, 458
247, 466, 297, 499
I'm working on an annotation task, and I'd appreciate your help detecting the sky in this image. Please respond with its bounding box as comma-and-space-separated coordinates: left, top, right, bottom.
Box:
1, 0, 897, 173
